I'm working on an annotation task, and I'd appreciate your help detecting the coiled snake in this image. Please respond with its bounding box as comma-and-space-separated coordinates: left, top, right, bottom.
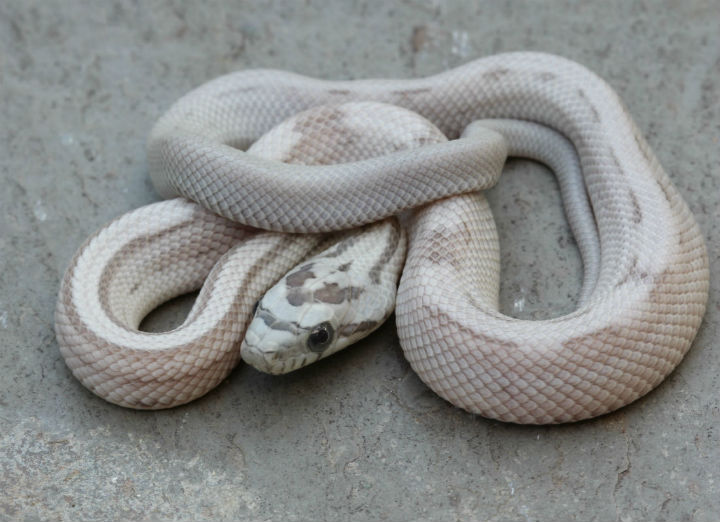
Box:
55, 52, 709, 424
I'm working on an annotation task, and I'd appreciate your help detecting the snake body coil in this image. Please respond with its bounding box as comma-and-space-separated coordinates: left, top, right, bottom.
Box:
56, 52, 709, 423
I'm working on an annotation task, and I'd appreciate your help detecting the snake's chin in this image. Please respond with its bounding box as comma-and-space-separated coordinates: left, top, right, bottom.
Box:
241, 341, 321, 375
240, 346, 276, 374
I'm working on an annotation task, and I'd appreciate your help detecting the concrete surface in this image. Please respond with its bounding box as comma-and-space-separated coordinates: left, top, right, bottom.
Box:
1, 1, 718, 521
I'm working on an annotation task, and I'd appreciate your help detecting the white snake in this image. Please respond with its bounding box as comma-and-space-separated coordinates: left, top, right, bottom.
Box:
55, 52, 709, 424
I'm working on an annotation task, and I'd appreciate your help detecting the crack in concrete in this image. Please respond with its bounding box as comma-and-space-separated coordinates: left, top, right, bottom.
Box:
612, 430, 633, 522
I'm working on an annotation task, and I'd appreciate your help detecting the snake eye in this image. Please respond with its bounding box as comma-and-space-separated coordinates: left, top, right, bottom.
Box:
307, 322, 334, 352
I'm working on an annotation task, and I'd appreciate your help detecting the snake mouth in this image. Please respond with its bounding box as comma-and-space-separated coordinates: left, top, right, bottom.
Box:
241, 334, 321, 375
241, 346, 282, 374
242, 347, 320, 375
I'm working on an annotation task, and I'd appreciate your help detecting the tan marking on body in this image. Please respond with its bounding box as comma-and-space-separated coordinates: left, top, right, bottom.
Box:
286, 263, 316, 288
629, 190, 643, 224
338, 320, 379, 337
314, 282, 365, 304
368, 219, 403, 284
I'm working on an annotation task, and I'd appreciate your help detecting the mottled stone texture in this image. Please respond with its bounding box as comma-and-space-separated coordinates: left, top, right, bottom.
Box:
1, 1, 718, 520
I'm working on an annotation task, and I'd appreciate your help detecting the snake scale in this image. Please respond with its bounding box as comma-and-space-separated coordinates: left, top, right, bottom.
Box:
55, 52, 709, 424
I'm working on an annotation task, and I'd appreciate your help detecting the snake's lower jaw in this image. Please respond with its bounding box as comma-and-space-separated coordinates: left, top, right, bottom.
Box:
241, 340, 321, 375
240, 345, 275, 374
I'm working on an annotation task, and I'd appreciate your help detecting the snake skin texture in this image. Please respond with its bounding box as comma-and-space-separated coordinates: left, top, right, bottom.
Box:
56, 52, 709, 422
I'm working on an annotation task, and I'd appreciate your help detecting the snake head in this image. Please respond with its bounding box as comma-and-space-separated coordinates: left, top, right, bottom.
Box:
240, 220, 403, 375
240, 261, 347, 374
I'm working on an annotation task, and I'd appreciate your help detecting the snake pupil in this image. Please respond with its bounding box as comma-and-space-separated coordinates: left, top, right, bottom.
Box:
307, 322, 333, 352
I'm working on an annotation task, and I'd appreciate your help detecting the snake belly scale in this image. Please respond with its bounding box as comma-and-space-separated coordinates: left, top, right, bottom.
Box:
55, 52, 709, 423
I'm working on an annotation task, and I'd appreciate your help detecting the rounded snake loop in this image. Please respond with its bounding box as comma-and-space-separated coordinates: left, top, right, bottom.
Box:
55, 52, 709, 423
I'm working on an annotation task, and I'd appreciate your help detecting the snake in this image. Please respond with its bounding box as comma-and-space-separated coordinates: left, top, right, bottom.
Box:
55, 52, 709, 424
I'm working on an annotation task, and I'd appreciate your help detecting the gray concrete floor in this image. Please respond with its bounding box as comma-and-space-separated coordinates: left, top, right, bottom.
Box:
1, 1, 719, 521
